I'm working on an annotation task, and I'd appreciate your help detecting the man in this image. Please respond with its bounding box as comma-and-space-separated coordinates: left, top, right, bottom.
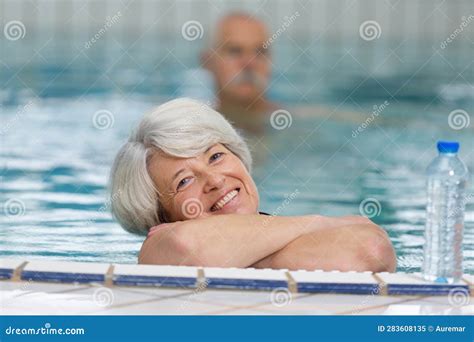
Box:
201, 13, 277, 127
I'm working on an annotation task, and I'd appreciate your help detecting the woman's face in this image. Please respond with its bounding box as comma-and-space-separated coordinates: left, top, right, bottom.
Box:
148, 143, 259, 222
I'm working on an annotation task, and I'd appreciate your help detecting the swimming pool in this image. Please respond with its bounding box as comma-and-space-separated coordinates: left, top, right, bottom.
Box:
1, 37, 473, 273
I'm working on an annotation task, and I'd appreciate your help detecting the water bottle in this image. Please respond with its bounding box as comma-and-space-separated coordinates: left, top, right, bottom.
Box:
422, 141, 469, 283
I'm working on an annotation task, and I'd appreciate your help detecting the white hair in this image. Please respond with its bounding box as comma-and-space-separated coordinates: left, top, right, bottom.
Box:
109, 98, 253, 235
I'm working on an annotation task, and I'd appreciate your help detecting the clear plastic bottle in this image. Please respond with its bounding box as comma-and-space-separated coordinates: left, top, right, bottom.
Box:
422, 141, 469, 283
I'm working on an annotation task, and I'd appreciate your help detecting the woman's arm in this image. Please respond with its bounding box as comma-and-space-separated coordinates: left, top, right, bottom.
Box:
251, 221, 397, 272
139, 214, 321, 267
139, 214, 396, 272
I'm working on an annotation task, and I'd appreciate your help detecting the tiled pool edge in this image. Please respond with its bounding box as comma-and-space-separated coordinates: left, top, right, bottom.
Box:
0, 259, 471, 297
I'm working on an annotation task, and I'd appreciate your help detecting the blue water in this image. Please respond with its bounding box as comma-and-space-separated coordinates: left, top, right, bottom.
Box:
1, 39, 473, 272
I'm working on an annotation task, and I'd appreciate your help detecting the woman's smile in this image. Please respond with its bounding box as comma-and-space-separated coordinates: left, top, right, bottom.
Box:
210, 187, 240, 213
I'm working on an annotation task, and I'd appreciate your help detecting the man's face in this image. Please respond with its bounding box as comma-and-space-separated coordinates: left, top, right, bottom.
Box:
205, 17, 271, 106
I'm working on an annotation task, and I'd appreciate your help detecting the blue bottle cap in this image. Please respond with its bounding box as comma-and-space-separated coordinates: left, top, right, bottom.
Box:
437, 141, 459, 153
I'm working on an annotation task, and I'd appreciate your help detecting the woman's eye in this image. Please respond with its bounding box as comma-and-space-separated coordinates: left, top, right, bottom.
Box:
177, 177, 191, 190
210, 152, 223, 162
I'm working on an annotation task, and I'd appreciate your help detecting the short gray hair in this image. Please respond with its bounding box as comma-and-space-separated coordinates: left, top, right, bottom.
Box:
109, 98, 253, 235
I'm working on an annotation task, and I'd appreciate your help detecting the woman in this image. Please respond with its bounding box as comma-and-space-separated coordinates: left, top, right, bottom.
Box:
109, 98, 396, 272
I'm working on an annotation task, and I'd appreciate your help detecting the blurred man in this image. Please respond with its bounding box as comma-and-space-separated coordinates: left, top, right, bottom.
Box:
201, 13, 277, 124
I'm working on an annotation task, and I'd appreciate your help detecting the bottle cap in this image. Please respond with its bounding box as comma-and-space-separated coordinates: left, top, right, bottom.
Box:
437, 141, 459, 153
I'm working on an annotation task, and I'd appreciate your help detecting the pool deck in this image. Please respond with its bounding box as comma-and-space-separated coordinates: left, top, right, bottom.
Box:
1, 259, 472, 315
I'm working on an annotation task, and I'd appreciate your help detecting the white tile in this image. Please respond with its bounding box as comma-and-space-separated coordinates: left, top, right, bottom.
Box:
0, 259, 26, 270
291, 270, 377, 284
0, 288, 104, 315
0, 280, 89, 294
463, 274, 474, 285
23, 260, 110, 275
91, 297, 229, 315
113, 264, 199, 278
184, 288, 281, 307
203, 267, 288, 281
213, 308, 278, 315
421, 295, 472, 306
69, 286, 172, 311
0, 283, 192, 315
254, 293, 405, 315
110, 286, 193, 299
376, 272, 467, 286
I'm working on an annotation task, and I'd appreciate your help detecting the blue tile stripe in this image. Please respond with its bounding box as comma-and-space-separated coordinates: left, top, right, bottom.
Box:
205, 278, 287, 290
387, 284, 470, 295
1, 261, 469, 296
297, 282, 379, 294
113, 275, 197, 288
21, 271, 104, 283
0, 268, 14, 280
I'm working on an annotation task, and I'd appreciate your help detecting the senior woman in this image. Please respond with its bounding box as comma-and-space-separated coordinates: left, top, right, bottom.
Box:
109, 98, 396, 272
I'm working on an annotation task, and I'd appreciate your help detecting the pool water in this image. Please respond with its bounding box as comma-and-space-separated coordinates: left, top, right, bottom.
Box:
1, 39, 473, 273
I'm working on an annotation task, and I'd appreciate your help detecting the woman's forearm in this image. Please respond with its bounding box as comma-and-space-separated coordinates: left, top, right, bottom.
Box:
172, 214, 319, 267
251, 223, 396, 272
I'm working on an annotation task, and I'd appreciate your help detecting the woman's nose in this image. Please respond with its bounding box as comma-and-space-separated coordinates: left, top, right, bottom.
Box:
203, 172, 225, 193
